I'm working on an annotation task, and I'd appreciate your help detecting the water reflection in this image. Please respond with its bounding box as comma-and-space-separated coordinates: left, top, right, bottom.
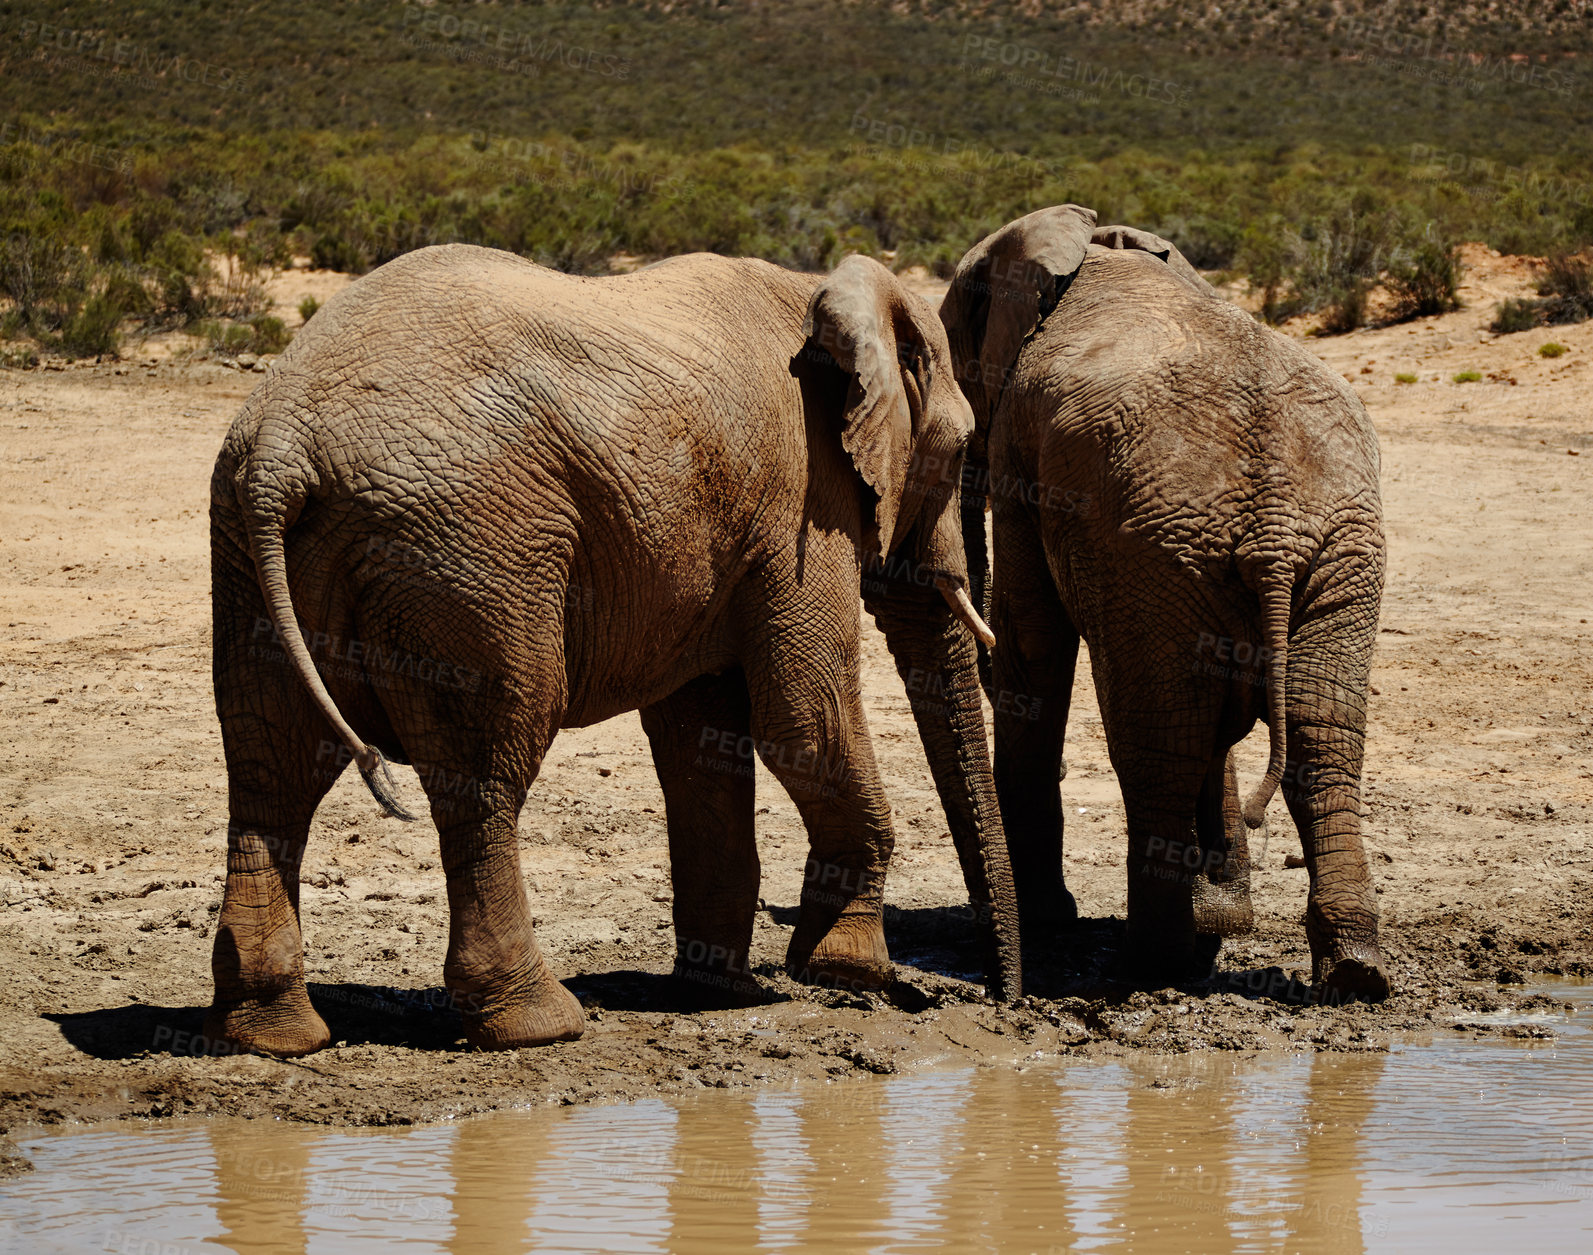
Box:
208, 1120, 322, 1253
185, 1052, 1385, 1253
3, 994, 1589, 1255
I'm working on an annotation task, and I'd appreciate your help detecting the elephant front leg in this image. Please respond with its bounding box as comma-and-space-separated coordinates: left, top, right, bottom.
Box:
989, 505, 1081, 935
640, 671, 762, 1007
434, 779, 585, 1049
753, 708, 893, 994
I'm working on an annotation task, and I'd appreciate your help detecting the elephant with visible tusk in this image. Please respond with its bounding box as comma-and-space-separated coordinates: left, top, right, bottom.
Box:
206, 244, 1020, 1057
941, 205, 1390, 1001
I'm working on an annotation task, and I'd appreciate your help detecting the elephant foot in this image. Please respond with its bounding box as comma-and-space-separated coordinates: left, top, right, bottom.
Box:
787, 909, 892, 994
1191, 878, 1254, 938
460, 980, 586, 1050
203, 983, 330, 1058
1018, 879, 1078, 942
1313, 945, 1392, 1005
1305, 896, 1390, 1004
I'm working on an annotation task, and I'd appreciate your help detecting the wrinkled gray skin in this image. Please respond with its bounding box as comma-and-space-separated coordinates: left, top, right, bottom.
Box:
941, 206, 1389, 1001
208, 245, 1021, 1056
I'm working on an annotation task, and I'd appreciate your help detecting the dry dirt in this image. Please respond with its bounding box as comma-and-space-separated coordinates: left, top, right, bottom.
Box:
1, 248, 1589, 1173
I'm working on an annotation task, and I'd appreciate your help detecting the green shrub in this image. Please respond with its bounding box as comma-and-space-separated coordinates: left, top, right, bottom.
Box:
1491, 299, 1542, 334
196, 319, 253, 356
1539, 342, 1568, 358
1250, 207, 1448, 334
147, 231, 211, 326
298, 296, 320, 323
1318, 282, 1369, 334
1387, 239, 1461, 320
1538, 254, 1592, 301
59, 292, 125, 359
0, 233, 85, 329
310, 226, 368, 275
1536, 254, 1593, 325
1395, 372, 1418, 383
197, 313, 291, 357
1452, 370, 1482, 383
247, 315, 290, 354
1290, 208, 1390, 332
0, 344, 39, 369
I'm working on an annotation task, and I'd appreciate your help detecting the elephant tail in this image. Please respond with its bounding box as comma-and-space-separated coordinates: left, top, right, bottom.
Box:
236, 459, 418, 823
1241, 558, 1295, 830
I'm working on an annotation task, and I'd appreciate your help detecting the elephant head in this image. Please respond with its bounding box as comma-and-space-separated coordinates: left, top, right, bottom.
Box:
796, 254, 1022, 998
938, 206, 1216, 630
936, 204, 1098, 657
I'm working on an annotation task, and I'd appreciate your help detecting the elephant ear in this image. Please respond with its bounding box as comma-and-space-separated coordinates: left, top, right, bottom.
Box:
1091, 223, 1216, 295
803, 254, 934, 556
940, 203, 1096, 427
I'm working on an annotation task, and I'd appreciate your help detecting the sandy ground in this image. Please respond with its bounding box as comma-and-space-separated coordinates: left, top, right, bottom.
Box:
1, 248, 1589, 1171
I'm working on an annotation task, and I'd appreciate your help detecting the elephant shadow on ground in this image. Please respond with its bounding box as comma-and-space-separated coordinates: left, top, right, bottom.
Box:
49, 982, 473, 1060
562, 967, 792, 1014
45, 928, 1339, 1062
870, 901, 1342, 1009
1019, 915, 1351, 1008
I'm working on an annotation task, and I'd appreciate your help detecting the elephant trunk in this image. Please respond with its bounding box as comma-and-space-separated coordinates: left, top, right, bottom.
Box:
875, 598, 1022, 1001
868, 494, 1021, 1001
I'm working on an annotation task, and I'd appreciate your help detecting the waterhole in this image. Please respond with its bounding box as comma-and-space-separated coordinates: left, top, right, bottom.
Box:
3, 986, 1590, 1254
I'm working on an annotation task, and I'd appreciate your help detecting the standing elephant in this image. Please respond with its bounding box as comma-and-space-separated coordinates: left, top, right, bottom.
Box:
206, 245, 1020, 1057
940, 205, 1389, 1000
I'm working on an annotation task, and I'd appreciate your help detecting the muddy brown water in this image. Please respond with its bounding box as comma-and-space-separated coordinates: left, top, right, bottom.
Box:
3, 986, 1590, 1254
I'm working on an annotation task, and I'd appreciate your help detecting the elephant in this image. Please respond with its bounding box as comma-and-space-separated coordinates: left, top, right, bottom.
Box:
204, 243, 1022, 1056
940, 204, 1390, 1000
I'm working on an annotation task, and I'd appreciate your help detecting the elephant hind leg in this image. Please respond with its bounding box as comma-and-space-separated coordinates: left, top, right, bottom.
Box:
428, 773, 585, 1049
1117, 755, 1207, 983
205, 710, 339, 1058
1268, 577, 1389, 1002
206, 532, 344, 1058
1283, 702, 1388, 999
384, 636, 584, 1049
1103, 678, 1223, 983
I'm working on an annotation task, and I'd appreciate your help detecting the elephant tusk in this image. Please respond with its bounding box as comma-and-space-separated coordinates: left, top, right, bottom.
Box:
938, 579, 996, 648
